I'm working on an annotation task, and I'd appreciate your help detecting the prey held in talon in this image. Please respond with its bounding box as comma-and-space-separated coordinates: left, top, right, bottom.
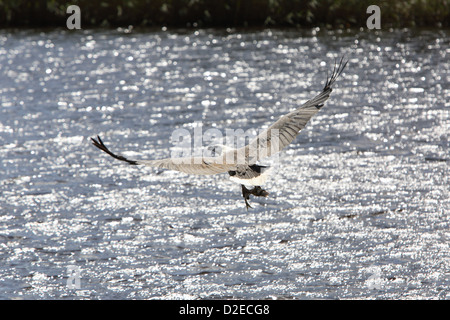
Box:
91, 57, 347, 209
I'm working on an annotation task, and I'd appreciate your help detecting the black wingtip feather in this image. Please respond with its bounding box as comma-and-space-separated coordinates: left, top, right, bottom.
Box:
323, 55, 348, 91
91, 135, 138, 165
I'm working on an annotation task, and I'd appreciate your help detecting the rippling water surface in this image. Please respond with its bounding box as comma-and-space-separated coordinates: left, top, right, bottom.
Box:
0, 27, 449, 299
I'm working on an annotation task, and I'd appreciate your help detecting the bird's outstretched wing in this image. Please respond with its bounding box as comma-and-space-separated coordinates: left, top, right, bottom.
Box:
92, 58, 347, 175
91, 135, 235, 175
239, 57, 348, 164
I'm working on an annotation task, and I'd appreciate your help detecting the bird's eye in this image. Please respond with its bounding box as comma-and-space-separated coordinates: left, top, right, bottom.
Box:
205, 145, 219, 157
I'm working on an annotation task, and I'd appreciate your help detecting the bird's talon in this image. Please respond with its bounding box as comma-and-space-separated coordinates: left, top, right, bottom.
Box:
241, 185, 269, 209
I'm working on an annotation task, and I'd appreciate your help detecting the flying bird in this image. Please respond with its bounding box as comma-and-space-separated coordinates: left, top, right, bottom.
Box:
91, 57, 347, 209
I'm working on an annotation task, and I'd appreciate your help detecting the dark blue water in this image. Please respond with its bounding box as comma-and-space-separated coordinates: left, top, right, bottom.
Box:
0, 27, 448, 299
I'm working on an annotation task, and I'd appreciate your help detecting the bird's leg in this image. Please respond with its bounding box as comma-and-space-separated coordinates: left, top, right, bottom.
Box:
241, 185, 269, 210
241, 185, 253, 210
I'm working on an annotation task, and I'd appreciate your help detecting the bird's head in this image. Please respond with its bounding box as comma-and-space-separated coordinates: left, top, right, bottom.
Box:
206, 144, 234, 157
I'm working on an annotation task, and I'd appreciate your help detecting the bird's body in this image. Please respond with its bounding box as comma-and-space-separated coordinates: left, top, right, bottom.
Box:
91, 58, 347, 209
